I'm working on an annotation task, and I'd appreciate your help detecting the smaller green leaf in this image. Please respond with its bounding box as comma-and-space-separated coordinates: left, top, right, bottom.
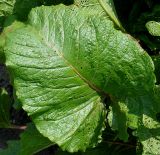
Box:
0, 123, 53, 155
107, 93, 160, 155
136, 115, 160, 155
0, 88, 11, 128
109, 100, 160, 155
0, 140, 19, 155
19, 123, 53, 155
108, 98, 139, 141
129, 93, 160, 155
146, 21, 160, 36
108, 104, 129, 141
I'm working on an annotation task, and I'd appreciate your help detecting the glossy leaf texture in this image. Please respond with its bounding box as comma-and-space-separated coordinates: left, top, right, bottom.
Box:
4, 4, 156, 152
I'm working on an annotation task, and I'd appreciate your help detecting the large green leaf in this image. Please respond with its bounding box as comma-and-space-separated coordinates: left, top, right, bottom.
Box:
4, 4, 155, 152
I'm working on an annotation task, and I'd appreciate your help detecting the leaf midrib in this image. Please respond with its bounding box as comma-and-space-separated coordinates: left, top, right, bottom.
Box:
38, 30, 108, 98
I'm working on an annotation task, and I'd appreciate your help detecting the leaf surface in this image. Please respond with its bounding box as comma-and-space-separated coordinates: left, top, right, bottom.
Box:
4, 4, 155, 152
